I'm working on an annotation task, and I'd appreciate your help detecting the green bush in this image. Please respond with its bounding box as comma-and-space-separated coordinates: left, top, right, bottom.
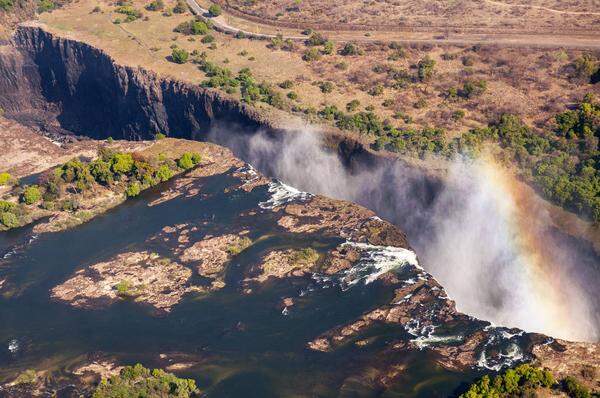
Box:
460, 364, 555, 398
177, 153, 195, 169
346, 100, 360, 112
302, 47, 321, 62
177, 152, 201, 169
111, 153, 135, 174
417, 56, 436, 82
0, 212, 19, 228
154, 165, 174, 182
0, 200, 16, 212
125, 182, 141, 197
570, 54, 598, 83
92, 363, 197, 398
340, 42, 361, 56
208, 3, 221, 16
21, 185, 42, 205
0, 0, 13, 12
563, 376, 591, 398
115, 5, 142, 20
175, 19, 209, 35
0, 172, 12, 185
306, 32, 326, 46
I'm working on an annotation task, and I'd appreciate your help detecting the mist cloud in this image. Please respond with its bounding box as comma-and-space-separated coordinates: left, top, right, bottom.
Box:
211, 125, 599, 342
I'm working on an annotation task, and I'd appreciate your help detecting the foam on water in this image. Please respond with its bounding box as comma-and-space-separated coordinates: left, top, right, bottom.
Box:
337, 242, 420, 290
258, 181, 313, 209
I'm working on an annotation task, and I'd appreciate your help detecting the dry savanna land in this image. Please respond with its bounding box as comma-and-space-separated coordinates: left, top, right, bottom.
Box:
214, 0, 600, 31
0, 0, 598, 224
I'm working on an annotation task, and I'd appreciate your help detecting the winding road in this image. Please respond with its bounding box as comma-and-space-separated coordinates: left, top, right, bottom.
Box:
185, 0, 600, 49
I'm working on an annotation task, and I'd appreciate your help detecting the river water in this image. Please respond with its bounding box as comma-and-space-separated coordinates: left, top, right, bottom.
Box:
0, 170, 485, 397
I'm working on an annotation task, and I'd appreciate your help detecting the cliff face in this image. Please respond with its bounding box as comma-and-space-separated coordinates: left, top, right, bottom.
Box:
0, 26, 265, 140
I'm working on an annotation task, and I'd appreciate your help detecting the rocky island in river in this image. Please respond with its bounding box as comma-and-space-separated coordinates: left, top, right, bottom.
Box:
0, 124, 597, 397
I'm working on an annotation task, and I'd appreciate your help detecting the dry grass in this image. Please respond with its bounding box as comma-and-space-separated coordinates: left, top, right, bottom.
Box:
217, 0, 600, 31
36, 0, 600, 145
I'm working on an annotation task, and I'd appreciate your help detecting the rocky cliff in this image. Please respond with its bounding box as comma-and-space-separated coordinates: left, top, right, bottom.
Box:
0, 25, 266, 141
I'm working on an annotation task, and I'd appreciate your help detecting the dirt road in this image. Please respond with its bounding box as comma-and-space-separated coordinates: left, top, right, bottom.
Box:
188, 0, 600, 49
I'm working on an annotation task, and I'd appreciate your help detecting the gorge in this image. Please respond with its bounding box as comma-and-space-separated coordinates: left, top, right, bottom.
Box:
0, 23, 599, 396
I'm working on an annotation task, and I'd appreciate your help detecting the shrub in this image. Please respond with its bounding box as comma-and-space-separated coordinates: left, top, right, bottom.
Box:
303, 47, 321, 62
89, 159, 113, 185
171, 48, 189, 64
417, 56, 436, 82
563, 376, 591, 398
175, 19, 209, 35
154, 165, 174, 182
201, 34, 215, 43
154, 132, 166, 140
111, 153, 135, 174
319, 81, 334, 93
0, 172, 12, 185
0, 212, 19, 228
172, 0, 187, 13
37, 0, 55, 13
145, 0, 163, 11
92, 363, 197, 397
226, 236, 252, 255
335, 61, 348, 70
208, 3, 221, 16
125, 182, 141, 197
340, 42, 361, 56
322, 40, 334, 55
369, 84, 384, 96
235, 31, 246, 39
346, 100, 360, 112
21, 185, 41, 205
60, 198, 79, 212
0, 200, 16, 213
287, 91, 298, 100
459, 364, 556, 398
114, 280, 133, 296
13, 370, 36, 385
191, 153, 201, 164
279, 80, 294, 89
0, 0, 13, 11
115, 5, 142, 21
452, 109, 466, 120
571, 54, 598, 83
177, 153, 195, 169
460, 79, 487, 98
306, 32, 326, 46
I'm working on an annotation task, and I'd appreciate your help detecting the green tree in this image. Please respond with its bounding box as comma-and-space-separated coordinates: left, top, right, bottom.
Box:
208, 4, 221, 16
92, 363, 197, 398
0, 212, 19, 228
154, 165, 174, 182
21, 185, 42, 205
177, 153, 195, 169
125, 182, 141, 197
111, 153, 135, 174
